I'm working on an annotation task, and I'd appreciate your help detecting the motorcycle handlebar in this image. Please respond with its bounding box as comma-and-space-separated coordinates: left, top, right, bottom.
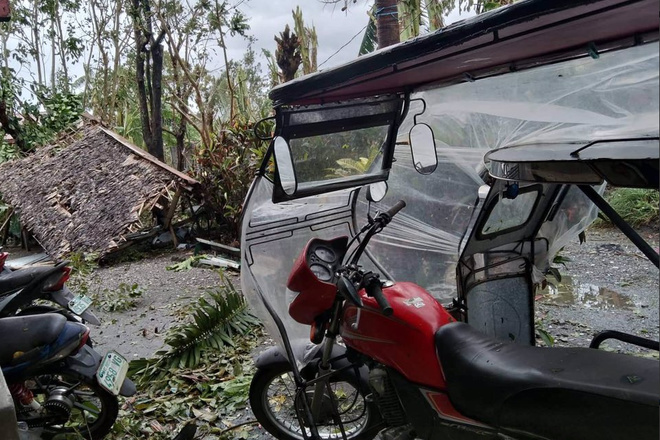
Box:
384, 200, 406, 220
366, 282, 393, 317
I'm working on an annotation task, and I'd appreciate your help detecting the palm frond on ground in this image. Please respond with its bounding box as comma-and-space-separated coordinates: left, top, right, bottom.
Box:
130, 274, 260, 381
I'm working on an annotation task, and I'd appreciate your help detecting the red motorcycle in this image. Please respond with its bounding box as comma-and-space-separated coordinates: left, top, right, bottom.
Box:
248, 192, 658, 440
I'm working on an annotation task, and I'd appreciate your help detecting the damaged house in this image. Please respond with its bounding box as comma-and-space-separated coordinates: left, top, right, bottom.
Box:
0, 121, 200, 259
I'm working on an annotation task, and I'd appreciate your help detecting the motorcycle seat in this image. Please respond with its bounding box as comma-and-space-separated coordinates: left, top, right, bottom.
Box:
0, 265, 57, 296
0, 314, 67, 365
436, 322, 659, 440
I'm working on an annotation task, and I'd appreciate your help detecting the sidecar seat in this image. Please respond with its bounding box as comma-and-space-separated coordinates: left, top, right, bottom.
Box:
436, 322, 659, 440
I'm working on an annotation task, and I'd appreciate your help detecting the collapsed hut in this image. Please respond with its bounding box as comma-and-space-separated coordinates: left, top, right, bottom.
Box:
0, 121, 200, 259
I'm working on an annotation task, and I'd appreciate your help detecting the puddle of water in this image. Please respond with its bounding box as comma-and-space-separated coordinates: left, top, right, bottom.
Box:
540, 275, 635, 311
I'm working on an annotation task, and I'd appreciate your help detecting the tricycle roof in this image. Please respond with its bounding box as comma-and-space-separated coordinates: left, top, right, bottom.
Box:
269, 0, 658, 106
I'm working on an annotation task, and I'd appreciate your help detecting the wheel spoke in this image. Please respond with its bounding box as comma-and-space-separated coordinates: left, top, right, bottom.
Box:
259, 367, 371, 440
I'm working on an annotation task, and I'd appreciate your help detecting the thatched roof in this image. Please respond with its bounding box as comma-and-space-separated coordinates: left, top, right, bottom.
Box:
0, 123, 199, 258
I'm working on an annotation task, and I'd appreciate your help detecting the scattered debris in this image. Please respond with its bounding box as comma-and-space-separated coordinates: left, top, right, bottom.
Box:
199, 256, 240, 271
195, 238, 240, 258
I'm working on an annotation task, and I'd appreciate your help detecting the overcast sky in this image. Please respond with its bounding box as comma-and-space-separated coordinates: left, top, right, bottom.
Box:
5, 0, 476, 93
225, 1, 475, 73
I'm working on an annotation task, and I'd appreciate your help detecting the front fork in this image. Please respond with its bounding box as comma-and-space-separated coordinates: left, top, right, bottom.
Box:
310, 299, 344, 422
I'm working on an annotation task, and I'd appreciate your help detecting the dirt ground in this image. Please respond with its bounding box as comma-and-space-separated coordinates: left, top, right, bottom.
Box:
535, 226, 659, 353
73, 226, 658, 361
83, 253, 235, 361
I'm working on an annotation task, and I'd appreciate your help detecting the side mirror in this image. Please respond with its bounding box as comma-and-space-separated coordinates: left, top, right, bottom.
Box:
254, 116, 276, 140
366, 182, 388, 203
273, 136, 296, 196
409, 123, 438, 175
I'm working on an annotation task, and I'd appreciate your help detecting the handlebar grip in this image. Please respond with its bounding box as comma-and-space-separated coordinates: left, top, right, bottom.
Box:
366, 283, 393, 317
385, 200, 406, 219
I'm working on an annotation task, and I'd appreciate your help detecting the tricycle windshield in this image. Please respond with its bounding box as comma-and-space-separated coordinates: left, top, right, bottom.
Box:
242, 40, 658, 353
271, 95, 404, 202
289, 125, 387, 186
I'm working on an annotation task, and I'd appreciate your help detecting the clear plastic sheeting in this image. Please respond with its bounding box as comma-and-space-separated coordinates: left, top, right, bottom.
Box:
354, 144, 482, 301
538, 185, 602, 265
405, 44, 658, 151
241, 177, 357, 350
241, 43, 658, 356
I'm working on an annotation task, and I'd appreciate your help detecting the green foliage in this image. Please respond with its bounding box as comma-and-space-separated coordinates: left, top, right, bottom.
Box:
65, 251, 99, 296
292, 6, 318, 75
359, 7, 378, 56
42, 90, 83, 132
194, 118, 271, 240
602, 188, 659, 227
166, 254, 207, 272
92, 283, 144, 312
130, 274, 260, 379
482, 1, 502, 11
110, 331, 263, 439
536, 327, 555, 347
0, 76, 83, 153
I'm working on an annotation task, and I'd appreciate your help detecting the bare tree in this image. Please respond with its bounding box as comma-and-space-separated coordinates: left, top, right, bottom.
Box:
131, 0, 165, 161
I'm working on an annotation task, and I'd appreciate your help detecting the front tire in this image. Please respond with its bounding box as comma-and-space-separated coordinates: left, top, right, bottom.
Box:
249, 362, 381, 440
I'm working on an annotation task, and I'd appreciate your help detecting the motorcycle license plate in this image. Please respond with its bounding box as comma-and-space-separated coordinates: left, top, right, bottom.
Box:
68, 294, 93, 315
96, 351, 128, 395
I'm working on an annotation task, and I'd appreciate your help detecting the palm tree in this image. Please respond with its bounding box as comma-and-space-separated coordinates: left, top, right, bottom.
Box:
375, 0, 399, 48
327, 1, 513, 54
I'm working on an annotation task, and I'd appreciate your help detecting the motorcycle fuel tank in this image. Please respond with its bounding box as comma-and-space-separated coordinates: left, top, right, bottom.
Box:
340, 282, 454, 388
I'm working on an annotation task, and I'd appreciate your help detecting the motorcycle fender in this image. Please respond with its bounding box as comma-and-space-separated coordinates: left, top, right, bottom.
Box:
255, 339, 369, 387
64, 345, 137, 397
50, 287, 101, 325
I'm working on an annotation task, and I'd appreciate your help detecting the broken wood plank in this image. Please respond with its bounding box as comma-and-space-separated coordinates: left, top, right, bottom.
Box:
199, 256, 240, 271
163, 186, 182, 230
195, 238, 240, 258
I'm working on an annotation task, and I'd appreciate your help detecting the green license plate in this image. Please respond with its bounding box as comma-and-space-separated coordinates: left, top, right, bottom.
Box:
68, 294, 93, 315
96, 351, 128, 395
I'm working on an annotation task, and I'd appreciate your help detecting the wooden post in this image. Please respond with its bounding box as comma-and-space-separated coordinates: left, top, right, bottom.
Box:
163, 186, 182, 248
0, 209, 14, 245
21, 226, 30, 251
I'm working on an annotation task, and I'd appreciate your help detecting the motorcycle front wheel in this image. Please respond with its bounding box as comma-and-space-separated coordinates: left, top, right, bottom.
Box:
17, 372, 118, 440
249, 363, 380, 440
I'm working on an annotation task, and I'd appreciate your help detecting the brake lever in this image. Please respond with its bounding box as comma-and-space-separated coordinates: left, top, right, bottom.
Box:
338, 274, 363, 308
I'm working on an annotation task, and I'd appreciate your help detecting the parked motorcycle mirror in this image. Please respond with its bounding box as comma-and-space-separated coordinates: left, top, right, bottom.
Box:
338, 275, 363, 308
409, 123, 438, 175
366, 181, 388, 203
254, 116, 276, 141
408, 99, 437, 175
273, 136, 297, 196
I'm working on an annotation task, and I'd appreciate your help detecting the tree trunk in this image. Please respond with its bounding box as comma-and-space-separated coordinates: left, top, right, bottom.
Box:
375, 0, 399, 49
150, 42, 165, 161
131, 0, 164, 161
133, 22, 153, 151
